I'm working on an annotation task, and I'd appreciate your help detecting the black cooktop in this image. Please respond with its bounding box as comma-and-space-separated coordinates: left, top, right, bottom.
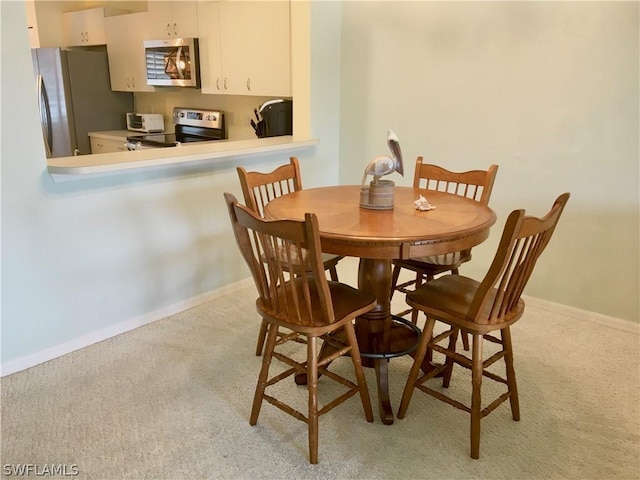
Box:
126, 133, 179, 148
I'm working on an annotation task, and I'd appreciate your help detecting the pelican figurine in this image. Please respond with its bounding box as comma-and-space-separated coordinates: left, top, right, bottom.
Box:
361, 129, 404, 185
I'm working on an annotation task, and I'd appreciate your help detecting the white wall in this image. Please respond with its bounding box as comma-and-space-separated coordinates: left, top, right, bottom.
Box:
338, 1, 639, 321
0, 0, 341, 372
2, 0, 637, 374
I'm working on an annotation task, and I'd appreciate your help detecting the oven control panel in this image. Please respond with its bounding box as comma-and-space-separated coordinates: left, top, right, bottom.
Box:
173, 108, 224, 129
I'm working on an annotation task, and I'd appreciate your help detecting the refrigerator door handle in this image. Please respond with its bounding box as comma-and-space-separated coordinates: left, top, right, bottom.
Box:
37, 74, 53, 158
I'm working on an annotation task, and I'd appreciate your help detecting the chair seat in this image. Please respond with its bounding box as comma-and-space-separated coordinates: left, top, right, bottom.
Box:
406, 274, 524, 334
257, 278, 376, 334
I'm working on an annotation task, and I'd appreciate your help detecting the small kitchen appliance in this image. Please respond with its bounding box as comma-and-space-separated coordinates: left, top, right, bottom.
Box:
125, 107, 225, 150
126, 113, 165, 133
251, 99, 292, 138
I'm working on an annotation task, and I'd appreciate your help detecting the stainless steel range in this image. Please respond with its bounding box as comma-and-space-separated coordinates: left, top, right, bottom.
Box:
125, 107, 226, 150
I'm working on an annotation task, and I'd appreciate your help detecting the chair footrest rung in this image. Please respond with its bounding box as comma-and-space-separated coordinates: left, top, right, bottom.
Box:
482, 392, 512, 417
395, 308, 413, 318
263, 394, 308, 423
483, 350, 506, 369
321, 369, 357, 390
431, 343, 473, 369
318, 388, 359, 416
417, 385, 471, 413
317, 345, 351, 368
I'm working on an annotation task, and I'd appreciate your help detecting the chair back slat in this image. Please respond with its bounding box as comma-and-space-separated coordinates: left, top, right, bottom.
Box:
237, 157, 303, 217
469, 193, 570, 325
224, 192, 335, 326
413, 157, 498, 205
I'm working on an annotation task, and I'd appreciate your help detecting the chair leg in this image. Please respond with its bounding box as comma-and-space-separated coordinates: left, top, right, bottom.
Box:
470, 333, 483, 459
250, 322, 279, 426
442, 327, 459, 388
461, 331, 470, 351
390, 264, 402, 300
397, 316, 436, 419
255, 319, 269, 356
307, 336, 320, 464
449, 267, 470, 352
344, 322, 374, 422
328, 265, 339, 282
410, 273, 425, 324
501, 327, 520, 421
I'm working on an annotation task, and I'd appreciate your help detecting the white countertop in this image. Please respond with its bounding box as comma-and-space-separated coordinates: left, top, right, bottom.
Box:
48, 135, 319, 181
87, 130, 134, 141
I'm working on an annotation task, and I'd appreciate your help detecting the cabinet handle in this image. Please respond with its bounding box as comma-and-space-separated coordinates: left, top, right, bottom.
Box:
166, 23, 171, 36
126, 77, 131, 88
224, 77, 227, 90
247, 78, 251, 91
216, 78, 220, 90
173, 23, 178, 36
132, 77, 136, 88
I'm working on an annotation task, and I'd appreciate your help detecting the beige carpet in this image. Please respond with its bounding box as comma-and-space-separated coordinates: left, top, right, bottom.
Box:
2, 259, 639, 479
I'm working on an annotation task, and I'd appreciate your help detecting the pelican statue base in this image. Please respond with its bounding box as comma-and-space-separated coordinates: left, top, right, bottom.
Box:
360, 179, 396, 210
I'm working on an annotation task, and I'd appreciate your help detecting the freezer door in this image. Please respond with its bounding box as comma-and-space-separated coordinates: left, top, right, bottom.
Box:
32, 48, 76, 158
65, 48, 133, 155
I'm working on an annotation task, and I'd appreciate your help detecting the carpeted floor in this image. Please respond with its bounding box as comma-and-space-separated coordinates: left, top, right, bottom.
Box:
2, 259, 639, 479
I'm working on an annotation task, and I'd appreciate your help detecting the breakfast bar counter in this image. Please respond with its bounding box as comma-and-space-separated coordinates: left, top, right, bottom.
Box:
47, 136, 319, 182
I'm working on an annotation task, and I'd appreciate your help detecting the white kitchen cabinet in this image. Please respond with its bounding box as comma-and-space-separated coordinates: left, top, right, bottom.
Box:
147, 0, 199, 39
25, 0, 64, 48
105, 12, 155, 93
62, 7, 128, 47
198, 1, 290, 97
89, 131, 131, 154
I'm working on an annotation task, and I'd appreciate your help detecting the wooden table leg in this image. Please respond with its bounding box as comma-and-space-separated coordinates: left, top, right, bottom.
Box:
356, 258, 396, 425
374, 358, 394, 425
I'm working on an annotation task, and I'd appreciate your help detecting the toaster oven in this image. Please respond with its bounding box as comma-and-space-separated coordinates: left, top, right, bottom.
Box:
126, 113, 165, 133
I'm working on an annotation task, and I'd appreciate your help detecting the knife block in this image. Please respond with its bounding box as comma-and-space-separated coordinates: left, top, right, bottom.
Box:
360, 180, 395, 210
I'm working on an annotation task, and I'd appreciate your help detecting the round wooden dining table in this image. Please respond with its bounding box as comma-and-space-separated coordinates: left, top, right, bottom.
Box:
264, 185, 497, 424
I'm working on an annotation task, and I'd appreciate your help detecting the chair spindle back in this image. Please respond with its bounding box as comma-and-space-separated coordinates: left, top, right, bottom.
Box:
413, 157, 498, 205
469, 193, 570, 325
224, 192, 335, 326
237, 157, 302, 217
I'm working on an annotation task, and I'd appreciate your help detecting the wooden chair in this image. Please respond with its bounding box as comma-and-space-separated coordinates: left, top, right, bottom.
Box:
397, 193, 570, 459
390, 158, 499, 351
237, 157, 345, 355
224, 192, 375, 464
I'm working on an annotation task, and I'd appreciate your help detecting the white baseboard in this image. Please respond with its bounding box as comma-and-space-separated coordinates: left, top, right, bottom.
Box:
0, 278, 254, 377
2, 284, 636, 377
523, 295, 640, 334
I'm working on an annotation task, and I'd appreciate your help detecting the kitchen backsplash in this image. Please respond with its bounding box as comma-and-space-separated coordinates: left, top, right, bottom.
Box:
134, 90, 286, 140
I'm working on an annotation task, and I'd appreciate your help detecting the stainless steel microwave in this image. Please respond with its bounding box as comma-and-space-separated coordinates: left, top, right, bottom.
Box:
144, 38, 200, 88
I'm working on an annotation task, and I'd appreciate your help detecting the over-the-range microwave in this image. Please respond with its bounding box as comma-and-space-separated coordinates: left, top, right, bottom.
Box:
144, 37, 200, 88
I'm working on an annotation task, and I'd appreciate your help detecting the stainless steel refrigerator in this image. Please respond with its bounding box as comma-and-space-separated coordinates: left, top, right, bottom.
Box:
31, 46, 134, 158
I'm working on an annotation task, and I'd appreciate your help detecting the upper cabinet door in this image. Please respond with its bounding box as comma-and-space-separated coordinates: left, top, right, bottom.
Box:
148, 0, 198, 39
197, 2, 223, 94
105, 12, 155, 93
62, 7, 128, 46
205, 1, 291, 97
